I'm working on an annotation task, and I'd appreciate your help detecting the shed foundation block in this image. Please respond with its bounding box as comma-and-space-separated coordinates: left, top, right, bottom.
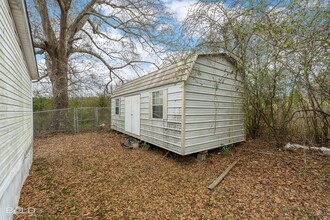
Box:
197, 151, 208, 161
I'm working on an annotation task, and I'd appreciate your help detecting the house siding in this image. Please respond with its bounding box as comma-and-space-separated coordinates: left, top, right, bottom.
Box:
140, 83, 183, 154
111, 97, 125, 134
184, 56, 245, 154
0, 1, 34, 219
111, 83, 183, 154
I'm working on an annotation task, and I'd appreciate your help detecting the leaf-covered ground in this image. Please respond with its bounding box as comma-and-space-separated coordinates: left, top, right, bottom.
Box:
19, 132, 330, 219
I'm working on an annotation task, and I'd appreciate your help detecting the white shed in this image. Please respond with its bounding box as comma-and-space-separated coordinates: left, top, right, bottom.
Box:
0, 0, 38, 219
111, 53, 245, 155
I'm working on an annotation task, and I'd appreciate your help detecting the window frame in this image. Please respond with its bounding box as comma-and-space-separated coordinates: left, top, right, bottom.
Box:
115, 98, 120, 115
152, 90, 163, 119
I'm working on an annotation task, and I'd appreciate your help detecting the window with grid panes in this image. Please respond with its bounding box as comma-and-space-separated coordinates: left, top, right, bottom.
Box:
152, 91, 163, 119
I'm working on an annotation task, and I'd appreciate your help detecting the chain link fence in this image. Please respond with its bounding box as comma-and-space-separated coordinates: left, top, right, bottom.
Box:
33, 107, 111, 137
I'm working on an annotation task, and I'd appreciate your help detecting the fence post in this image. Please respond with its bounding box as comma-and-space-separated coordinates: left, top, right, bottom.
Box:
76, 108, 79, 133
73, 108, 76, 133
95, 107, 99, 130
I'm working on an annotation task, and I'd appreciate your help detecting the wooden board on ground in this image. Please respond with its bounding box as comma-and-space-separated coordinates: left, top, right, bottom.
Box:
208, 159, 240, 190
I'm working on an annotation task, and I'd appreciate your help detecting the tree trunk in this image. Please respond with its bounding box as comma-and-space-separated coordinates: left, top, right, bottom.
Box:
49, 54, 69, 131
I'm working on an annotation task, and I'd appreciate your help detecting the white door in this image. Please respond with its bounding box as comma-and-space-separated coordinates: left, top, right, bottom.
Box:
125, 95, 140, 136
131, 95, 140, 135
125, 97, 132, 133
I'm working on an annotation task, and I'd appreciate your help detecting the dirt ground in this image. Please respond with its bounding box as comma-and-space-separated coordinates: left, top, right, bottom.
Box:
18, 131, 330, 219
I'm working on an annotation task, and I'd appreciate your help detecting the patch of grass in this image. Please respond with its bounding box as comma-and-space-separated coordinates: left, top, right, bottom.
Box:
45, 175, 52, 181
286, 205, 299, 214
221, 144, 231, 155
299, 209, 317, 218
33, 213, 58, 220
96, 207, 106, 219
140, 141, 151, 150
43, 173, 59, 193
61, 187, 71, 195
34, 158, 51, 173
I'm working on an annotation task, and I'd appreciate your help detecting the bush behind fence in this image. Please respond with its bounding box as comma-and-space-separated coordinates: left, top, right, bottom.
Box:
33, 107, 111, 137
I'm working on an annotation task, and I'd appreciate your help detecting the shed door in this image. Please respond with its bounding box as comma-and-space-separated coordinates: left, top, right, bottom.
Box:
125, 95, 140, 136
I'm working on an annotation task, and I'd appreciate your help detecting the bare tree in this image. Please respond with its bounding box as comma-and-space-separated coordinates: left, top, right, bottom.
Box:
183, 0, 329, 145
28, 0, 174, 129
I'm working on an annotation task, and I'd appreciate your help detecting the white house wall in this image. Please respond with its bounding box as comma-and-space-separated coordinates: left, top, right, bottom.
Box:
0, 0, 34, 219
184, 56, 245, 155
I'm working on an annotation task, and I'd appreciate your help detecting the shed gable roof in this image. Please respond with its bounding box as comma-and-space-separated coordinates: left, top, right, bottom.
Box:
111, 53, 235, 97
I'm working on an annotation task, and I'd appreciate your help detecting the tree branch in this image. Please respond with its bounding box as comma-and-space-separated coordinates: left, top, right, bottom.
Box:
70, 48, 123, 83
34, 0, 56, 45
33, 73, 49, 82
35, 49, 45, 55
68, 0, 98, 42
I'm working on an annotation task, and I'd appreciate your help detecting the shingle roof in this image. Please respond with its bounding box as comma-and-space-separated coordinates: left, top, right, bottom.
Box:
111, 53, 236, 97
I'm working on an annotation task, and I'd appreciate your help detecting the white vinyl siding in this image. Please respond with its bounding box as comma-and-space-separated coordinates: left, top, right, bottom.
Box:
111, 97, 125, 133
184, 56, 245, 154
141, 84, 182, 154
111, 54, 245, 155
111, 83, 183, 154
0, 0, 35, 219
